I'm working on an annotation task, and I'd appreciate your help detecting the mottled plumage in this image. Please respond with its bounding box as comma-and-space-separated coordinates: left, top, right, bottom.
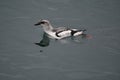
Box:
34, 20, 86, 39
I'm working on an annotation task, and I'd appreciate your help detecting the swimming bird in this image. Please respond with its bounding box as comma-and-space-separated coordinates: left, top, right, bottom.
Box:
34, 20, 86, 39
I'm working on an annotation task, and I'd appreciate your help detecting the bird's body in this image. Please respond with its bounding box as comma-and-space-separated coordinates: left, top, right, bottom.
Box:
34, 20, 86, 39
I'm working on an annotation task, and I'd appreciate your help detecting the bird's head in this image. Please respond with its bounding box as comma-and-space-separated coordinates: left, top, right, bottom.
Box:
34, 20, 50, 27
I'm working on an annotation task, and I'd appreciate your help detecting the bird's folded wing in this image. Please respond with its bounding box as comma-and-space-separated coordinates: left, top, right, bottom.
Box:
52, 27, 70, 32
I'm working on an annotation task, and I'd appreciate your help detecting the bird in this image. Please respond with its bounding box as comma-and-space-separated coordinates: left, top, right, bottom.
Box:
34, 19, 86, 39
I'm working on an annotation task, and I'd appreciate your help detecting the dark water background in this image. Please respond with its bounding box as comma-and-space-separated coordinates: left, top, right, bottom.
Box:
0, 0, 120, 80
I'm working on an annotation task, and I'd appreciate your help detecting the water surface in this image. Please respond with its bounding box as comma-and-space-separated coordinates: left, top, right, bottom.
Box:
0, 0, 120, 80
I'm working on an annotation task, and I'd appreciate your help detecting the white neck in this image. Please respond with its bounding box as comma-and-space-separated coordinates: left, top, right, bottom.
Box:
41, 24, 53, 32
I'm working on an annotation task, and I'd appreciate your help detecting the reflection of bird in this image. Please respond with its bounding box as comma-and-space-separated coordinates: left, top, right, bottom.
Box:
34, 20, 86, 39
35, 33, 50, 47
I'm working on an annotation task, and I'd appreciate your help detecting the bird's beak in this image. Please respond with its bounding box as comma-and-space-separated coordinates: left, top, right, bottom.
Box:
34, 22, 42, 26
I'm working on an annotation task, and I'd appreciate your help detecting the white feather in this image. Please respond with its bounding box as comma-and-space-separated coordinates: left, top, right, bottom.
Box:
73, 31, 83, 36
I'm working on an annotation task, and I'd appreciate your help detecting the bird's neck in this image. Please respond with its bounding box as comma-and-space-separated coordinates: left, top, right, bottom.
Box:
42, 24, 53, 32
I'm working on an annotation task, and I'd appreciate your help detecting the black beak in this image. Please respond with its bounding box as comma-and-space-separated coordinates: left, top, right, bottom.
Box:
34, 22, 41, 26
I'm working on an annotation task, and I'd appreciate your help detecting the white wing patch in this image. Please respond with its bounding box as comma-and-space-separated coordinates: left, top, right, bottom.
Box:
73, 31, 83, 36
57, 30, 71, 38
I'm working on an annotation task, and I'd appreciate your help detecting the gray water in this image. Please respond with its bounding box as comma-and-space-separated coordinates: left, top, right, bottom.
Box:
0, 0, 120, 80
